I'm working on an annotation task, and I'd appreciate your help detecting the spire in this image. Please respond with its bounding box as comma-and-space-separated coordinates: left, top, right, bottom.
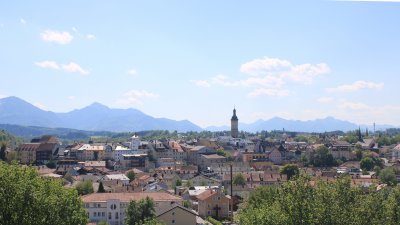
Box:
231, 107, 238, 121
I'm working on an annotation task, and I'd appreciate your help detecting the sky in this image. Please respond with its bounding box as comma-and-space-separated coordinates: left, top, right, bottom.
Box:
1, 0, 400, 128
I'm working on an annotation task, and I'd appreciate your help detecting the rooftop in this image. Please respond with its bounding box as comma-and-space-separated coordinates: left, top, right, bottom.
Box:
81, 192, 182, 202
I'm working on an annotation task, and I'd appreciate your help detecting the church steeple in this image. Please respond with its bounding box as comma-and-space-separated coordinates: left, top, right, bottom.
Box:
231, 108, 238, 121
231, 107, 239, 138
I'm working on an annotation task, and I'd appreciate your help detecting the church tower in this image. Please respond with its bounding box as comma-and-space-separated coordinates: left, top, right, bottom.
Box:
231, 108, 239, 138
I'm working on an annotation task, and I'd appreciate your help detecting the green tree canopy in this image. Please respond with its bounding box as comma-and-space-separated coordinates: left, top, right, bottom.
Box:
0, 162, 87, 225
233, 173, 246, 186
126, 170, 136, 182
360, 157, 375, 171
75, 180, 94, 195
309, 146, 338, 167
238, 174, 400, 225
280, 164, 299, 180
379, 167, 396, 186
125, 196, 156, 225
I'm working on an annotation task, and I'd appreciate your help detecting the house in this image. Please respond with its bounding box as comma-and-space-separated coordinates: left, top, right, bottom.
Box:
329, 140, 352, 160
189, 175, 221, 187
117, 154, 148, 170
76, 144, 105, 161
82, 192, 183, 225
187, 146, 216, 165
392, 144, 400, 161
16, 135, 59, 164
16, 143, 40, 164
199, 154, 226, 170
269, 148, 283, 164
104, 174, 130, 186
157, 204, 201, 225
197, 188, 231, 220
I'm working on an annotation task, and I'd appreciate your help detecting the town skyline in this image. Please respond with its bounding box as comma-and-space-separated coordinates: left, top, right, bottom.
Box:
2, 1, 400, 127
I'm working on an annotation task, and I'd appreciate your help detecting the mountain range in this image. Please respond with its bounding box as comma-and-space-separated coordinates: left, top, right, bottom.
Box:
0, 96, 202, 132
0, 96, 396, 133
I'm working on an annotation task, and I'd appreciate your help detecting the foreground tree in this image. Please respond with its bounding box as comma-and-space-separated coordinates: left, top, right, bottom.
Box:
0, 162, 87, 225
238, 174, 400, 225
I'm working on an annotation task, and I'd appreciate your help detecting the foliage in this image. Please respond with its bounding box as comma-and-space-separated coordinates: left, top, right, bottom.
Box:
98, 181, 106, 193
207, 216, 223, 225
46, 160, 56, 169
0, 142, 6, 161
125, 196, 156, 225
360, 156, 382, 171
75, 180, 94, 195
379, 167, 396, 186
64, 173, 74, 183
308, 146, 338, 167
126, 170, 136, 182
238, 174, 400, 225
216, 149, 227, 157
280, 164, 299, 180
0, 162, 87, 225
233, 173, 246, 186
185, 180, 193, 188
183, 200, 191, 208
175, 179, 182, 187
97, 221, 110, 225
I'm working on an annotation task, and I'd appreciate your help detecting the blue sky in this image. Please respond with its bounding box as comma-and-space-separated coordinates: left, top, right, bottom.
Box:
1, 0, 400, 128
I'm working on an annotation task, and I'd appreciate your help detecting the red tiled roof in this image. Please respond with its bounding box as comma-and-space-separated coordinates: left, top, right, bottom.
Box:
196, 189, 218, 201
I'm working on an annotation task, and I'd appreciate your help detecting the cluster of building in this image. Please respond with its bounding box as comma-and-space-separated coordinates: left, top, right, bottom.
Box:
11, 108, 400, 225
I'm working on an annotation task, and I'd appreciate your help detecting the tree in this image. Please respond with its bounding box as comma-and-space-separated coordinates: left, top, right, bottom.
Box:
46, 161, 56, 169
64, 173, 74, 183
98, 181, 106, 193
183, 200, 191, 208
309, 146, 337, 167
379, 167, 396, 186
175, 179, 182, 187
0, 162, 88, 225
233, 173, 246, 186
125, 196, 156, 225
0, 142, 6, 161
185, 180, 193, 188
216, 149, 227, 157
97, 221, 110, 225
75, 180, 94, 195
126, 170, 136, 182
280, 164, 299, 180
360, 157, 375, 171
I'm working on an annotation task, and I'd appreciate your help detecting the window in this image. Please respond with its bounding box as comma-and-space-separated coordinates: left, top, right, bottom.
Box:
172, 220, 175, 224
208, 211, 211, 215
102, 212, 105, 217
108, 212, 112, 220
94, 212, 97, 217
115, 212, 119, 220
172, 212, 175, 216
98, 203, 101, 208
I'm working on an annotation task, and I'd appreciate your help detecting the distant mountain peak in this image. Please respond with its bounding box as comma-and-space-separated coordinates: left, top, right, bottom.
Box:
87, 102, 109, 109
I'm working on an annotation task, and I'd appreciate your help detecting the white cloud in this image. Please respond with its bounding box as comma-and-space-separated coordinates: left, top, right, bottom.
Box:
116, 90, 159, 106
35, 61, 89, 75
87, 34, 96, 40
240, 57, 292, 76
247, 88, 290, 97
35, 60, 60, 70
127, 69, 138, 75
20, 18, 26, 25
72, 27, 78, 32
68, 96, 76, 100
327, 80, 384, 92
338, 100, 370, 110
191, 80, 211, 88
33, 102, 48, 111
317, 97, 334, 103
281, 63, 330, 84
61, 62, 89, 75
41, 30, 73, 44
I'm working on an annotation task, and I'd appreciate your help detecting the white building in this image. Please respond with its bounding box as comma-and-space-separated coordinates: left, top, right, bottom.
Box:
81, 192, 183, 225
104, 174, 130, 186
